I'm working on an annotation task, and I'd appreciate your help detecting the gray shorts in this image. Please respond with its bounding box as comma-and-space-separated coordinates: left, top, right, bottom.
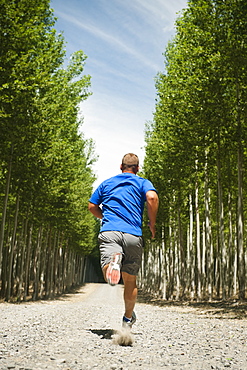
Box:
98, 231, 143, 276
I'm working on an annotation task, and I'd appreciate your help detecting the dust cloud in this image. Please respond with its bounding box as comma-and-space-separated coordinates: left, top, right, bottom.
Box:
112, 328, 134, 346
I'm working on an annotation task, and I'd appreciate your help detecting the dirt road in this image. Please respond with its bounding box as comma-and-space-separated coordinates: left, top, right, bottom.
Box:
0, 283, 246, 369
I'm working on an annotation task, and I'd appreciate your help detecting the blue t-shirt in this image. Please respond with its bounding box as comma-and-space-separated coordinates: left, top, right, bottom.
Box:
89, 173, 156, 236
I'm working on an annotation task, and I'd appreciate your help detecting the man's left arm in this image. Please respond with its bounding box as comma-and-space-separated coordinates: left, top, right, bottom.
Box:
88, 202, 103, 220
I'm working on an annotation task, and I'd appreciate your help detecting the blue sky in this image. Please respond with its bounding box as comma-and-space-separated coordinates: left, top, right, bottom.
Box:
51, 0, 188, 188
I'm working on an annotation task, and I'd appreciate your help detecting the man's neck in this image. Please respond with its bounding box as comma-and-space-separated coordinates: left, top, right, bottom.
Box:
122, 170, 136, 175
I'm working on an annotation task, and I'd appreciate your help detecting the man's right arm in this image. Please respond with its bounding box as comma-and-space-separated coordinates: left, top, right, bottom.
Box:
146, 190, 159, 238
88, 202, 103, 220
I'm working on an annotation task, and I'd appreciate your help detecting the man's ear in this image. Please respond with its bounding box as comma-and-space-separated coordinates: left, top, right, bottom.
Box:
120, 164, 123, 171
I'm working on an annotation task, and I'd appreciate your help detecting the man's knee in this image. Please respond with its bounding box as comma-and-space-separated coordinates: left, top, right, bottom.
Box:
122, 271, 137, 284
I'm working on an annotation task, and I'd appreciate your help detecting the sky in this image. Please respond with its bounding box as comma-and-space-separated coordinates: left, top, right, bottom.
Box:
51, 0, 188, 188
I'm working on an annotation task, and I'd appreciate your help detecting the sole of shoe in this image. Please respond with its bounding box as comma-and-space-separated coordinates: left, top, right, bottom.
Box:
106, 253, 122, 286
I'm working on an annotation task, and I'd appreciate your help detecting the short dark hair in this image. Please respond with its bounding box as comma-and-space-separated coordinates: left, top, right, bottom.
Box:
121, 153, 139, 171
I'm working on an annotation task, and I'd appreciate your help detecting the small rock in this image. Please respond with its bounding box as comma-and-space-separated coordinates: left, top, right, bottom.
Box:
55, 358, 66, 364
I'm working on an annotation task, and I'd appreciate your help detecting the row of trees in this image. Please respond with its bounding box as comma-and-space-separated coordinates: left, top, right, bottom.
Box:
0, 0, 97, 301
141, 0, 247, 301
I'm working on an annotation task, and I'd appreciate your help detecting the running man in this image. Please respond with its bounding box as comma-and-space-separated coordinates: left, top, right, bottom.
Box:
88, 153, 159, 328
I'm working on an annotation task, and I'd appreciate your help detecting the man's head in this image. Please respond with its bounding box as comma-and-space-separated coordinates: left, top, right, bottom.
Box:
120, 153, 139, 174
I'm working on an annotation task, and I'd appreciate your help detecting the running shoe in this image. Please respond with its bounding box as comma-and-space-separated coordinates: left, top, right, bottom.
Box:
106, 252, 122, 286
122, 311, 136, 329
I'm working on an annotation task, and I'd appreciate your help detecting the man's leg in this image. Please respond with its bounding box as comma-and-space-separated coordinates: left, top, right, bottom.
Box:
121, 271, 137, 319
102, 264, 108, 282
98, 232, 123, 286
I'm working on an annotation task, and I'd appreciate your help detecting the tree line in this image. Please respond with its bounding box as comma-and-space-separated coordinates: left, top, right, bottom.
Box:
2, 0, 246, 304
0, 0, 97, 301
141, 0, 247, 301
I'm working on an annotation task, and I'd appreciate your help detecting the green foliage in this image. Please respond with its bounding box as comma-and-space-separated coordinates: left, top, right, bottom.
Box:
143, 0, 247, 299
0, 0, 98, 300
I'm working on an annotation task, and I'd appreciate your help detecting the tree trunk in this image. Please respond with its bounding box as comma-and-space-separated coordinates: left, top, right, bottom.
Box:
187, 193, 194, 299
227, 192, 233, 298
57, 233, 64, 295
168, 216, 175, 299
233, 230, 238, 296
161, 224, 167, 300
53, 231, 60, 296
6, 193, 20, 301
0, 146, 13, 280
237, 140, 245, 299
49, 229, 57, 299
202, 221, 206, 297
235, 77, 245, 300
174, 240, 180, 300
195, 174, 201, 300
205, 186, 214, 301
23, 223, 33, 301
17, 217, 29, 301
216, 148, 226, 299
32, 226, 43, 301
39, 227, 50, 299
177, 203, 185, 298
45, 226, 52, 299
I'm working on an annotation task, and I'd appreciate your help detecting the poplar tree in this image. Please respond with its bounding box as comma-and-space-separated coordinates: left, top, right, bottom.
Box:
142, 0, 247, 301
0, 0, 97, 300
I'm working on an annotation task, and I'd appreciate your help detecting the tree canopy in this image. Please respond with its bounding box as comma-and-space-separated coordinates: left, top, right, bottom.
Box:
0, 0, 97, 301
142, 0, 247, 301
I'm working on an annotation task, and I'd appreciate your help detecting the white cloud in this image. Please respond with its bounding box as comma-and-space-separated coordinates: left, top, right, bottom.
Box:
86, 56, 156, 92
111, 0, 186, 33
52, 0, 188, 188
135, 0, 186, 22
55, 10, 160, 71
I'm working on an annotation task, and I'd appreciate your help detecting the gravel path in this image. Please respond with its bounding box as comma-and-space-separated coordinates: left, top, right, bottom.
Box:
0, 283, 246, 370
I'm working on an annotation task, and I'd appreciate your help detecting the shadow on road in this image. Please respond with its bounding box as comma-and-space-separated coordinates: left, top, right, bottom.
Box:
137, 289, 247, 319
89, 329, 114, 339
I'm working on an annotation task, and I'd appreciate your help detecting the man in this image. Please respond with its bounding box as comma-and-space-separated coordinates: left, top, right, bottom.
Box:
88, 153, 159, 328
